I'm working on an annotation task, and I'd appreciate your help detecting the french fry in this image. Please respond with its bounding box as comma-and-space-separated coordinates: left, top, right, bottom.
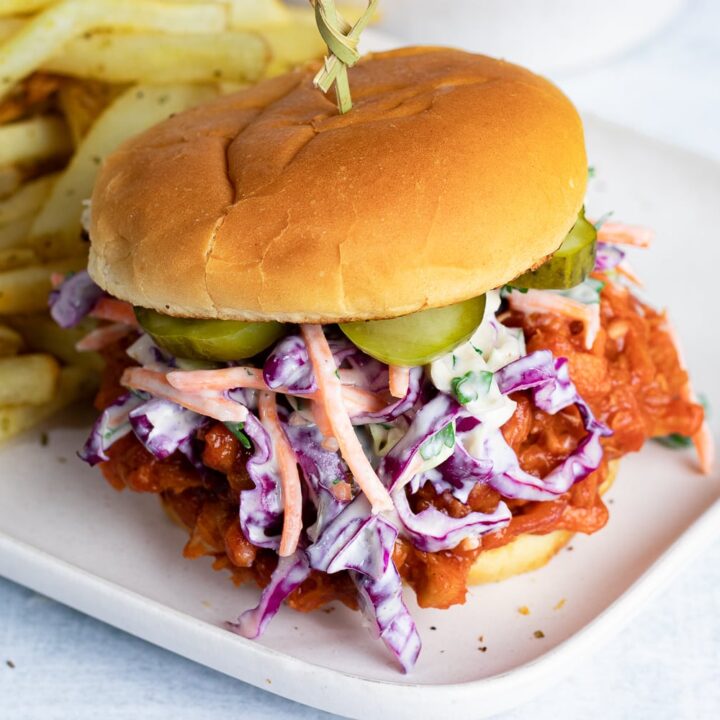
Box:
0, 352, 59, 406
0, 254, 86, 314
225, 0, 292, 28
0, 18, 25, 43
44, 30, 269, 85
0, 364, 97, 443
0, 167, 23, 200
57, 79, 122, 146
5, 313, 103, 372
0, 115, 72, 167
0, 0, 57, 17
0, 247, 38, 271
30, 83, 218, 258
0, 0, 227, 101
0, 215, 33, 250
0, 173, 57, 226
0, 324, 23, 356
262, 17, 328, 75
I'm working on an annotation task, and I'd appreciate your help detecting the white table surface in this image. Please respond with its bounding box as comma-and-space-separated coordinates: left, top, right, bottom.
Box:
2, 1, 719, 718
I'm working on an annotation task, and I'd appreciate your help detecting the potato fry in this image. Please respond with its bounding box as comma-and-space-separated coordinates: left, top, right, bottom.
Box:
0, 0, 57, 17
57, 79, 122, 146
45, 31, 268, 85
0, 215, 33, 250
0, 115, 72, 168
30, 83, 217, 258
0, 364, 97, 443
0, 0, 227, 100
0, 324, 23, 356
0, 352, 59, 406
261, 16, 328, 75
0, 173, 57, 226
5, 313, 103, 372
0, 247, 38, 271
0, 167, 23, 200
0, 71, 61, 125
225, 0, 292, 28
0, 254, 86, 314
0, 18, 25, 43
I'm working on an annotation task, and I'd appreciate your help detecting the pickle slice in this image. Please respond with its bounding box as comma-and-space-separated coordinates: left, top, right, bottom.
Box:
513, 210, 597, 290
135, 308, 285, 361
339, 295, 486, 367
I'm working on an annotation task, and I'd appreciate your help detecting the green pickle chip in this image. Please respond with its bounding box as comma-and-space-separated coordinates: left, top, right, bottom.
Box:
339, 295, 486, 367
513, 210, 597, 290
134, 308, 285, 362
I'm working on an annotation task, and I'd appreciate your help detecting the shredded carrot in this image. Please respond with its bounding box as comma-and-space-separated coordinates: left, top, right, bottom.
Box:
615, 261, 644, 287
507, 289, 600, 350
301, 324, 393, 513
258, 391, 302, 557
121, 367, 248, 423
76, 323, 132, 351
50, 272, 65, 288
665, 323, 715, 475
168, 366, 268, 393
597, 222, 653, 247
90, 298, 139, 326
311, 401, 339, 451
166, 367, 386, 414
389, 365, 410, 399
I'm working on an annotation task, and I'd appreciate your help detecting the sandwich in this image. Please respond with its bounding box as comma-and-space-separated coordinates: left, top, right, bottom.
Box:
49, 47, 711, 672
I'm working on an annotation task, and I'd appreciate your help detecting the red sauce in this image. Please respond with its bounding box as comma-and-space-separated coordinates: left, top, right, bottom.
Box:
97, 278, 703, 611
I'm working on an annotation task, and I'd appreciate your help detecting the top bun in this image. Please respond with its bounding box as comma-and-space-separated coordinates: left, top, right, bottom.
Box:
88, 47, 587, 322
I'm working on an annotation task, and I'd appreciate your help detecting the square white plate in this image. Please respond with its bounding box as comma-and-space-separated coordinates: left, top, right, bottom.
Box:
1, 115, 719, 719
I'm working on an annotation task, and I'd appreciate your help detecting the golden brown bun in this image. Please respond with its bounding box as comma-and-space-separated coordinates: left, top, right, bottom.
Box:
89, 47, 587, 322
468, 460, 618, 584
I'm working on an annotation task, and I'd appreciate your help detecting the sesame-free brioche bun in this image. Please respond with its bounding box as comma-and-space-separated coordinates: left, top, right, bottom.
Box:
469, 460, 618, 584
89, 46, 587, 323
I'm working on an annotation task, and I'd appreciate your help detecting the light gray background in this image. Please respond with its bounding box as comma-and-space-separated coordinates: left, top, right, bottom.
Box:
2, 1, 719, 718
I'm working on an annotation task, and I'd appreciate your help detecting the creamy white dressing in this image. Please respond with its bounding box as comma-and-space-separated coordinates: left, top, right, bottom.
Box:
430, 290, 525, 434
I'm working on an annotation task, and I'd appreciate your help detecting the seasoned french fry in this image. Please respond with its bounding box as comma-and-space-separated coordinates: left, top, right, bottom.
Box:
225, 0, 292, 28
57, 79, 121, 146
0, 215, 33, 250
0, 115, 72, 168
44, 30, 268, 85
0, 0, 227, 100
262, 17, 328, 75
0, 173, 57, 226
0, 18, 25, 45
0, 0, 57, 17
0, 352, 59, 406
0, 324, 23, 356
0, 364, 97, 443
0, 167, 23, 200
0, 247, 38, 271
5, 313, 103, 372
30, 83, 217, 258
0, 255, 86, 314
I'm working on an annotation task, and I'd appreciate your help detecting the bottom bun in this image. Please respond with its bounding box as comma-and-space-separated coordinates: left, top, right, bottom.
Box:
468, 460, 619, 585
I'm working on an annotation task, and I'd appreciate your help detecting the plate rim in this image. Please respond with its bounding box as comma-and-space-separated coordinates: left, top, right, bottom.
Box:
2, 113, 720, 719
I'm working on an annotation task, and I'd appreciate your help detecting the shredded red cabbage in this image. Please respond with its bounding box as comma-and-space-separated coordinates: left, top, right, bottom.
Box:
594, 242, 625, 272
129, 397, 207, 461
48, 271, 104, 328
239, 412, 284, 551
227, 551, 311, 639
307, 496, 421, 672
78, 392, 145, 465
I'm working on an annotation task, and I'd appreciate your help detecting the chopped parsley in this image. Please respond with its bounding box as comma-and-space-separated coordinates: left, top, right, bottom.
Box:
419, 422, 456, 461
450, 370, 493, 406
224, 421, 252, 450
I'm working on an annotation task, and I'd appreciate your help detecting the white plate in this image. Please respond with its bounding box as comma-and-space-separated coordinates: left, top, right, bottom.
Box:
1, 118, 719, 719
